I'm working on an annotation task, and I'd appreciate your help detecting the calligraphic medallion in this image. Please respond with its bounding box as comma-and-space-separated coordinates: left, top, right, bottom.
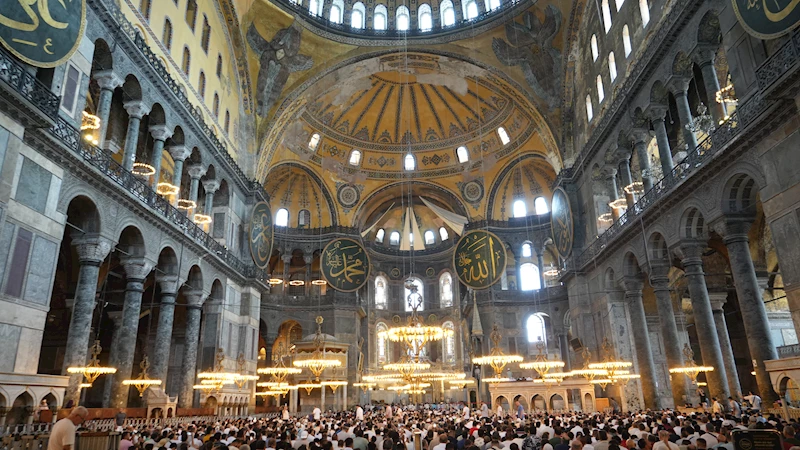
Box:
320, 238, 370, 292
732, 0, 800, 38
550, 187, 574, 258
248, 201, 274, 270
0, 0, 87, 68
453, 230, 507, 290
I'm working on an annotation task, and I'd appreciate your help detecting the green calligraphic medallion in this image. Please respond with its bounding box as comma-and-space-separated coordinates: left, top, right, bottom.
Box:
321, 238, 370, 292
732, 0, 800, 38
550, 187, 574, 258
0, 0, 86, 68
453, 230, 507, 290
249, 201, 274, 270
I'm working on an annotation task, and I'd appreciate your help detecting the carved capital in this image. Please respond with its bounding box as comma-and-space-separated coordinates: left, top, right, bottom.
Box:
629, 128, 652, 145
707, 291, 728, 311
646, 104, 669, 122
692, 44, 718, 67
678, 240, 706, 268
184, 289, 205, 307
719, 216, 754, 245
282, 254, 293, 264
149, 125, 173, 142
167, 145, 190, 162
72, 234, 113, 265
304, 255, 314, 265
202, 179, 220, 193
93, 70, 123, 91
156, 274, 182, 296
123, 100, 151, 120
187, 164, 206, 180
120, 256, 154, 282
649, 263, 671, 288
623, 275, 645, 294
601, 165, 618, 179
667, 77, 692, 96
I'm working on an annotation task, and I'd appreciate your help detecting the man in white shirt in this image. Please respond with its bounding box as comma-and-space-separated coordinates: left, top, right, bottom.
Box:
313, 407, 321, 421
653, 431, 679, 450
481, 402, 490, 419
462, 402, 470, 420
745, 391, 762, 411
356, 405, 364, 421
48, 407, 88, 450
432, 435, 449, 450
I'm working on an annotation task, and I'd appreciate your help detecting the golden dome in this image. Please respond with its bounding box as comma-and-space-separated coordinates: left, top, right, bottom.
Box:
264, 164, 337, 227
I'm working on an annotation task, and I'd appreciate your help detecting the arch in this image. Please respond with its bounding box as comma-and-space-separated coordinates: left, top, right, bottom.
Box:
497, 126, 510, 145
424, 229, 436, 245
157, 246, 179, 276
149, 103, 166, 126
275, 208, 289, 227
442, 321, 455, 363
200, 15, 211, 52
531, 394, 545, 411
404, 153, 416, 170
549, 393, 565, 410
526, 313, 547, 344
418, 4, 433, 31
590, 35, 599, 62
182, 46, 191, 75
601, 0, 612, 32
66, 196, 101, 234
604, 267, 616, 290
608, 52, 617, 81
117, 225, 146, 258
216, 55, 223, 78
496, 395, 511, 412
376, 228, 385, 243
520, 263, 541, 290
404, 277, 424, 312
374, 5, 388, 30
722, 173, 759, 215
622, 25, 632, 57
185, 0, 198, 29
522, 242, 533, 257
513, 395, 529, 410
308, 133, 321, 151
213, 93, 220, 117
264, 163, 339, 227
486, 0, 501, 11
650, 80, 668, 105
349, 149, 362, 166
376, 322, 389, 363
534, 197, 549, 215
396, 6, 410, 31
486, 153, 557, 221
456, 146, 469, 163
586, 95, 594, 121
122, 75, 142, 101
224, 111, 230, 134
597, 75, 605, 102
298, 209, 311, 228
351, 2, 366, 28
464, 0, 479, 19
186, 264, 203, 292
440, 0, 456, 26
440, 272, 453, 307
389, 231, 400, 245
6, 391, 33, 426
375, 275, 388, 309
648, 232, 669, 262
198, 71, 206, 99
513, 199, 527, 218
162, 19, 173, 50
623, 251, 642, 277
672, 52, 693, 77
639, 0, 650, 26
697, 11, 721, 44
92, 39, 113, 71
584, 393, 594, 411
330, 0, 344, 23
439, 227, 449, 241
680, 207, 707, 240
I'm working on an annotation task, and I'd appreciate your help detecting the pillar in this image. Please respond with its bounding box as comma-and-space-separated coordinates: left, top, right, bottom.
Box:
649, 106, 675, 174
669, 77, 699, 152
679, 241, 730, 400
721, 217, 779, 403
693, 45, 727, 124
708, 292, 743, 400
150, 275, 181, 385
202, 179, 219, 214
179, 293, 204, 409
187, 165, 206, 205
617, 155, 635, 209
63, 235, 112, 405
167, 146, 190, 191
282, 254, 292, 295
623, 275, 660, 409
650, 264, 689, 407
558, 333, 571, 372
110, 257, 153, 408
148, 126, 172, 187
304, 255, 313, 296
121, 101, 150, 171
102, 311, 124, 407
603, 166, 619, 199
92, 71, 123, 150
535, 249, 546, 290
630, 129, 654, 192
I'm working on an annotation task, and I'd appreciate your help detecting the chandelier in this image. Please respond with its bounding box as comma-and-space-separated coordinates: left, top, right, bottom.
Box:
542, 371, 569, 384
296, 380, 323, 395
623, 182, 644, 196
193, 378, 232, 394
473, 324, 523, 379
231, 353, 259, 390
293, 316, 341, 381
669, 343, 714, 383
67, 340, 117, 386
122, 355, 161, 397
588, 338, 634, 379
353, 382, 376, 391
685, 104, 715, 134
131, 162, 156, 177
543, 264, 560, 278
321, 380, 348, 392
197, 348, 240, 381
156, 182, 179, 196
520, 339, 565, 377
255, 390, 286, 398
449, 379, 475, 389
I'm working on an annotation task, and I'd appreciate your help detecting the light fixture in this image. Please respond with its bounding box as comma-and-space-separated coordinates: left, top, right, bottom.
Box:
591, 378, 613, 389
311, 279, 327, 286
193, 214, 212, 224
258, 367, 302, 382
588, 338, 634, 379
122, 355, 162, 397
472, 324, 523, 377
197, 348, 240, 381
255, 390, 286, 398
533, 378, 560, 384
293, 316, 341, 380
131, 162, 156, 177
542, 371, 570, 384
520, 339, 565, 377
67, 340, 117, 386
543, 264, 559, 278
483, 375, 514, 384
715, 83, 737, 106
697, 381, 708, 387
609, 198, 628, 209
321, 380, 348, 392
177, 199, 197, 210
598, 213, 613, 224
268, 278, 283, 285
296, 381, 322, 395
289, 280, 305, 286
231, 353, 259, 390
81, 112, 101, 130
623, 182, 644, 195
448, 379, 475, 388
685, 104, 715, 135
78, 383, 92, 389
156, 182, 180, 196
669, 343, 714, 384
353, 382, 376, 390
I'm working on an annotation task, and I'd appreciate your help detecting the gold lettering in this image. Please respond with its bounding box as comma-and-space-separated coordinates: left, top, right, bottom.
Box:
763, 0, 799, 20
0, 0, 69, 32
39, 0, 69, 29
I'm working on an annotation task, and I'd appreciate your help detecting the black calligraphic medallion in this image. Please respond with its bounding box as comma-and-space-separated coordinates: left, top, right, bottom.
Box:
550, 187, 573, 258
320, 238, 370, 292
453, 230, 507, 290
0, 0, 86, 68
732, 430, 781, 450
249, 201, 274, 270
732, 0, 800, 38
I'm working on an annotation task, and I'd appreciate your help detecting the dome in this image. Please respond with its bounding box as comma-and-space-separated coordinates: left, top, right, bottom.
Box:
264, 164, 337, 227
488, 155, 556, 220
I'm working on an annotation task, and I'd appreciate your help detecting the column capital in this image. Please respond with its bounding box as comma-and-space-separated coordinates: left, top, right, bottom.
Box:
120, 256, 154, 282
149, 125, 173, 142
646, 104, 669, 122
667, 76, 692, 95
601, 165, 618, 179
282, 254, 293, 264
187, 164, 206, 180
107, 311, 124, 327
202, 179, 220, 193
691, 44, 718, 67
649, 263, 671, 289
93, 70, 123, 91
629, 128, 652, 145
156, 274, 182, 296
72, 234, 113, 265
304, 255, 314, 265
167, 145, 190, 161
707, 291, 728, 311
123, 100, 150, 120
717, 216, 755, 244
613, 147, 633, 165
623, 275, 645, 294
678, 240, 707, 266
184, 289, 206, 307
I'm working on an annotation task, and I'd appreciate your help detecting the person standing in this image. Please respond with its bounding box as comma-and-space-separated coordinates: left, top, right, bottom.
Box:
481, 402, 489, 419
515, 401, 525, 421
48, 407, 88, 450
115, 409, 127, 432
727, 397, 741, 418
313, 406, 321, 421
357, 405, 364, 421
744, 391, 762, 411
711, 398, 724, 415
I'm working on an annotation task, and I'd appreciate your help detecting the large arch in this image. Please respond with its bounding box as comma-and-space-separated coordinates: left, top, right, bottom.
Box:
486, 153, 557, 221
263, 163, 338, 227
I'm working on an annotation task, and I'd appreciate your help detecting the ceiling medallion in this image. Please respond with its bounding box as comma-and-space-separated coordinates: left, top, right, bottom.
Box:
337, 183, 360, 208
390, 267, 402, 279
460, 179, 485, 204
425, 267, 436, 278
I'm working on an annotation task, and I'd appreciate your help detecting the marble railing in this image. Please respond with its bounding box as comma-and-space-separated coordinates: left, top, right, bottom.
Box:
778, 343, 800, 358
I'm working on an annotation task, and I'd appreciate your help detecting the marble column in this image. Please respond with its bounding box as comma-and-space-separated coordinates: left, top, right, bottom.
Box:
630, 129, 654, 192
63, 234, 112, 405
648, 106, 674, 174
167, 146, 190, 191
536, 249, 546, 290
558, 333, 572, 371
179, 293, 204, 409
282, 254, 292, 295
121, 101, 150, 171
110, 257, 153, 408
604, 166, 619, 199
92, 71, 123, 150
650, 264, 689, 407
693, 45, 727, 124
669, 77, 699, 152
623, 275, 660, 409
102, 311, 125, 407
708, 292, 743, 400
304, 255, 313, 296
148, 126, 172, 187
151, 275, 181, 385
187, 165, 206, 206
679, 241, 730, 400
617, 155, 635, 209
721, 217, 779, 403
202, 179, 219, 214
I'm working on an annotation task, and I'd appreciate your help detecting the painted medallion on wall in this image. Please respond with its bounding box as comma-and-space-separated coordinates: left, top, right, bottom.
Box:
249, 201, 274, 270
453, 230, 507, 290
550, 187, 573, 258
0, 0, 86, 68
321, 238, 370, 292
732, 0, 800, 38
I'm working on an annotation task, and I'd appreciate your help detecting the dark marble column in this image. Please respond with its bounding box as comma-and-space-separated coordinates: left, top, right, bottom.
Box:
121, 101, 150, 171
187, 165, 206, 206
536, 249, 546, 290
650, 264, 689, 407
63, 235, 112, 405
202, 179, 219, 215
304, 255, 313, 296
282, 254, 292, 295
558, 333, 571, 372
693, 45, 726, 124
603, 166, 619, 199
148, 126, 172, 187
167, 146, 190, 193
617, 155, 635, 209
623, 275, 660, 409
708, 292, 743, 400
92, 71, 123, 150
648, 106, 674, 174
102, 311, 124, 407
179, 293, 204, 408
630, 129, 654, 191
669, 77, 699, 152
151, 275, 181, 385
679, 241, 730, 400
721, 217, 779, 403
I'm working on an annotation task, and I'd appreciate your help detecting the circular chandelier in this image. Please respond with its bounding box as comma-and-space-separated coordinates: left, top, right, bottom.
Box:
609, 198, 628, 209
268, 278, 283, 285
669, 343, 714, 383
177, 199, 197, 210
588, 338, 633, 379
194, 214, 212, 225
472, 324, 523, 377
353, 382, 376, 390
296, 381, 323, 394
258, 366, 302, 382
293, 316, 341, 380
122, 355, 161, 397
67, 340, 117, 386
520, 339, 565, 377
322, 380, 348, 392
156, 182, 179, 196
131, 162, 156, 177
231, 353, 259, 389
197, 348, 240, 381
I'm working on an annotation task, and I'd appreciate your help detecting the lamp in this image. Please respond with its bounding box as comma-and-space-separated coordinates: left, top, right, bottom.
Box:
177, 199, 197, 210
669, 343, 714, 384
131, 162, 156, 177
623, 182, 644, 195
520, 339, 565, 377
268, 278, 283, 285
588, 338, 634, 380
156, 182, 179, 196
231, 353, 259, 390
321, 380, 348, 392
67, 340, 117, 386
193, 214, 212, 225
311, 279, 327, 286
296, 381, 322, 395
122, 355, 162, 397
472, 324, 523, 377
292, 316, 341, 381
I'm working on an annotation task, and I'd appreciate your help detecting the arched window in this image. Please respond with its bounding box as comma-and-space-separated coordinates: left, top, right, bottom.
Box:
330, 0, 344, 23
486, 0, 501, 11
456, 146, 469, 163
439, 227, 449, 241
440, 0, 456, 26
404, 153, 415, 171
497, 127, 510, 145
213, 93, 220, 117
418, 4, 432, 31
376, 228, 385, 243
200, 16, 211, 53
376, 322, 389, 362
513, 199, 527, 218
389, 231, 400, 245
586, 95, 594, 121
140, 0, 152, 20
404, 278, 424, 312
522, 242, 532, 258
526, 313, 547, 345
298, 209, 311, 228
622, 25, 632, 57
185, 0, 198, 30
349, 149, 362, 166
374, 5, 388, 29
639, 0, 650, 26
424, 230, 435, 245
601, 0, 612, 32
224, 111, 230, 134
162, 19, 173, 50
198, 71, 206, 98
464, 0, 478, 20
396, 6, 410, 31
615, 0, 625, 10
308, 133, 320, 151
275, 208, 289, 227
408, 232, 414, 246
534, 196, 549, 215
590, 35, 599, 61
181, 47, 191, 75
442, 321, 455, 363
351, 2, 366, 28
520, 263, 541, 291
309, 0, 323, 16
597, 75, 605, 102
375, 277, 388, 310
609, 52, 617, 81
216, 55, 223, 78
440, 273, 453, 308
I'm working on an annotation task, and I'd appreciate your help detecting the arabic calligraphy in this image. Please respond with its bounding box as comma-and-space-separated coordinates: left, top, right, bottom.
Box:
733, 0, 799, 38
453, 231, 506, 290
0, 0, 85, 67
550, 188, 573, 258
321, 238, 370, 292
249, 202, 274, 269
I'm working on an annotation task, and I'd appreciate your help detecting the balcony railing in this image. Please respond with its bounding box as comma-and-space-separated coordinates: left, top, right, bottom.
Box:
778, 344, 800, 358
0, 47, 59, 120
756, 31, 800, 95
